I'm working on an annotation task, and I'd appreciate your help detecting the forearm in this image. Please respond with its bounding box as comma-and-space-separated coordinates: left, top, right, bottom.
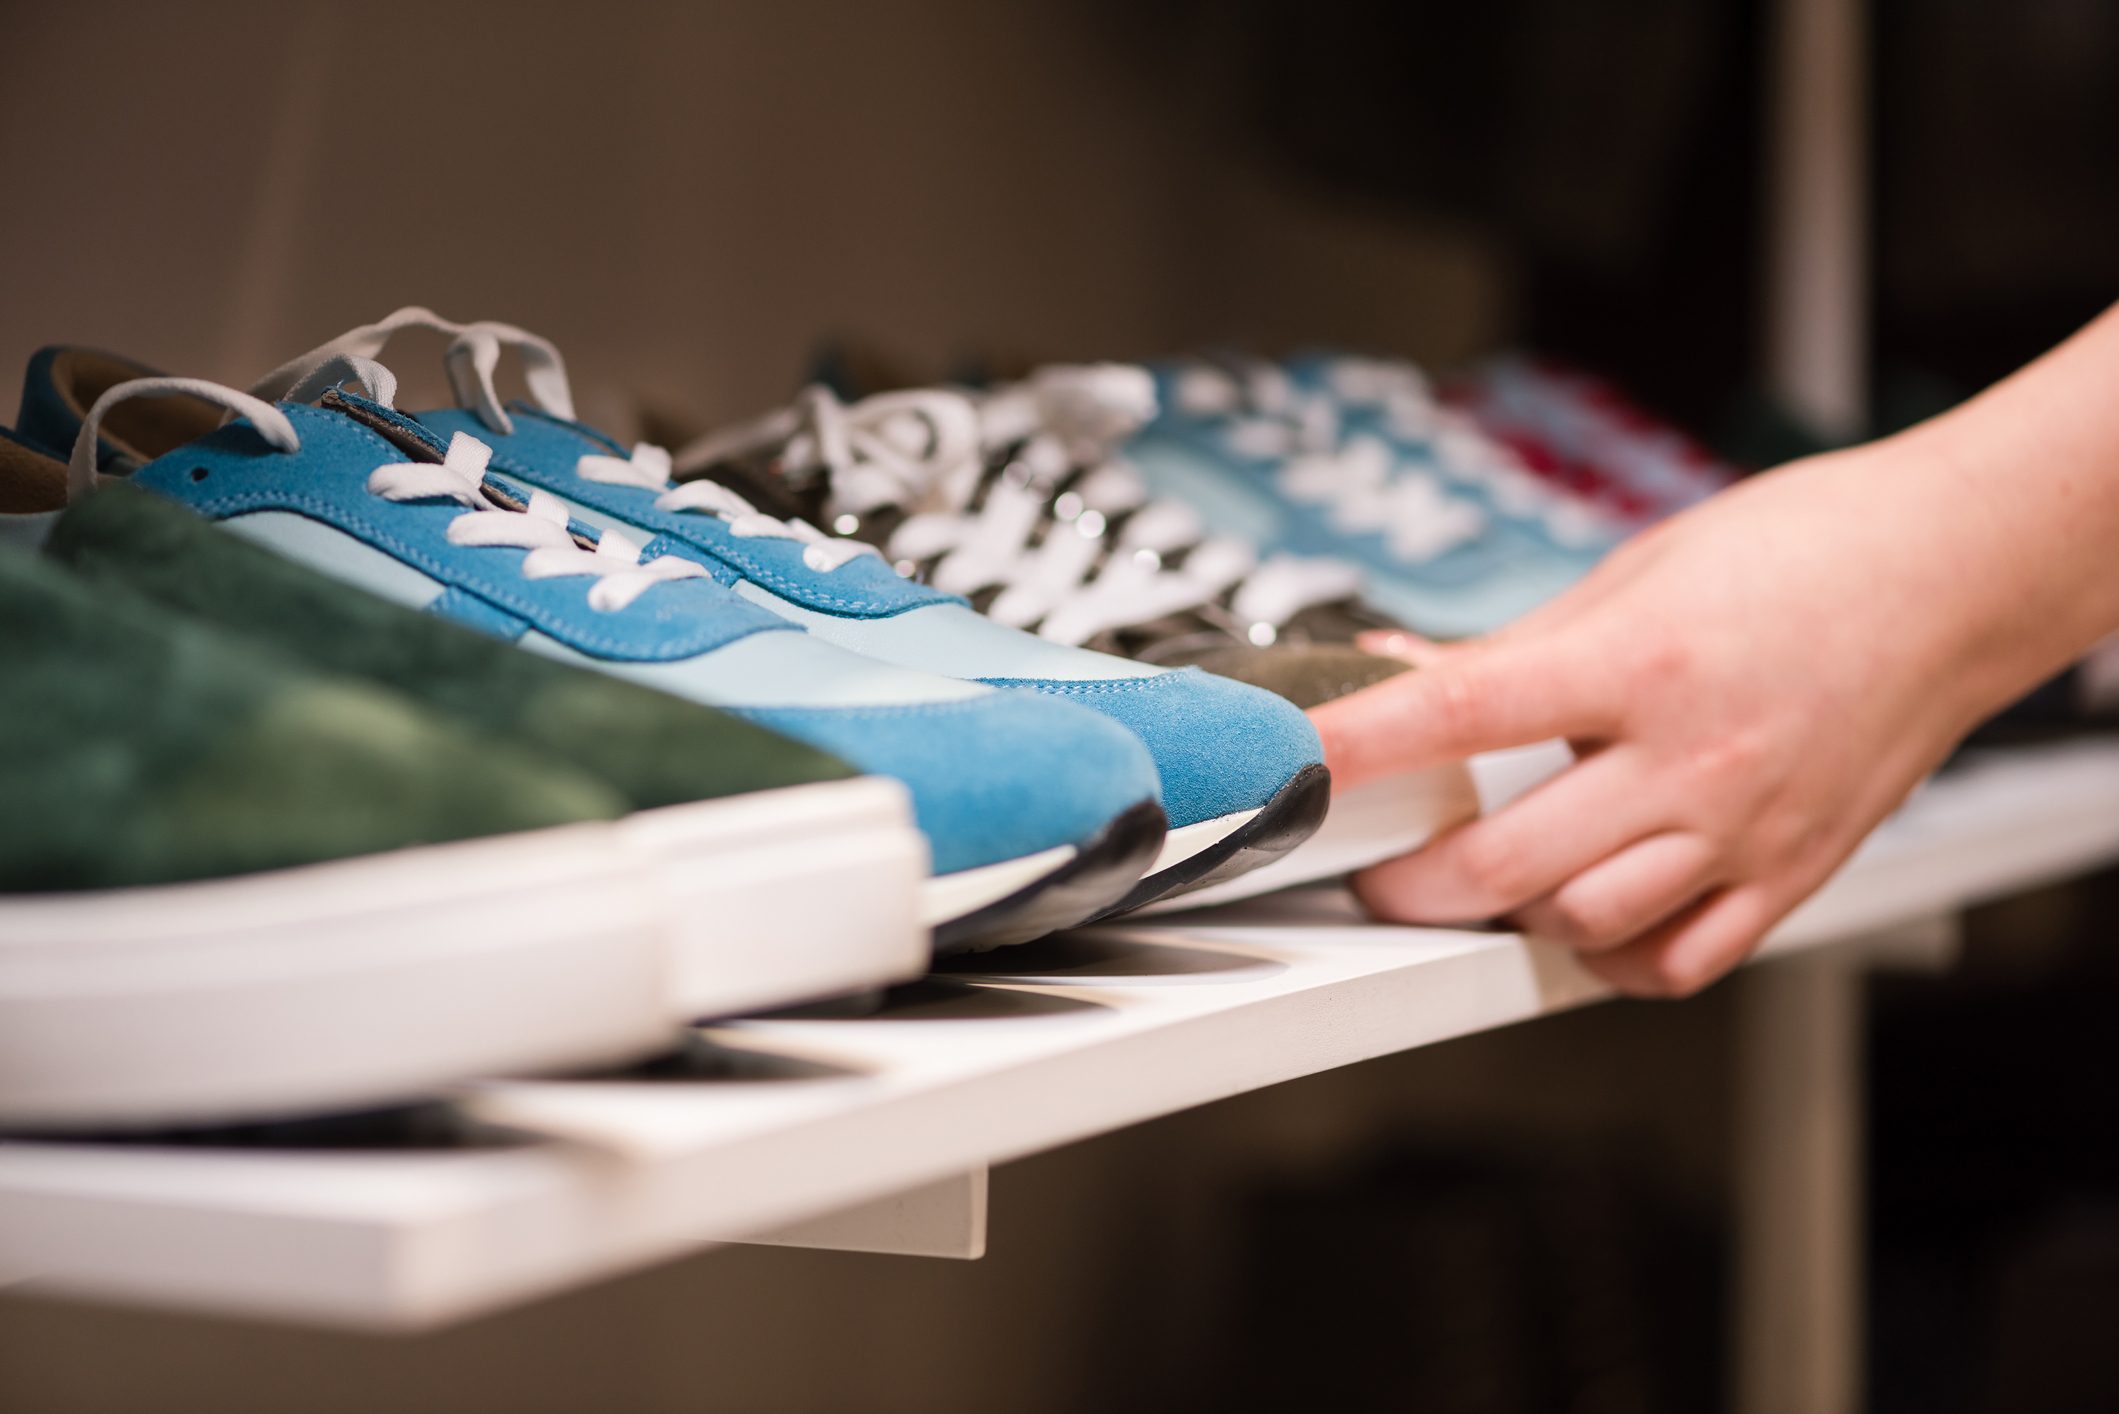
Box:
1831, 302, 2119, 726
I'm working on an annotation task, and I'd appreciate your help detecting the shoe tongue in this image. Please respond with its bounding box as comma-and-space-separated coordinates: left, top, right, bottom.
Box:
317, 388, 448, 463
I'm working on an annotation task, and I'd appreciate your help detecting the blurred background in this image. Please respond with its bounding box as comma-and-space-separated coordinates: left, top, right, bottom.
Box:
2, 1, 2117, 1410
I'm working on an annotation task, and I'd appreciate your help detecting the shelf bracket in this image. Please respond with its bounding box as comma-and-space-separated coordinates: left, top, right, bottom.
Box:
731, 1168, 988, 1260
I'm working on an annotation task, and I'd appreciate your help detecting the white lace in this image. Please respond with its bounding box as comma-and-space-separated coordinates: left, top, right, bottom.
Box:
368, 432, 706, 612
1313, 356, 1617, 547
576, 439, 882, 574
69, 376, 301, 501
1279, 434, 1491, 561
276, 312, 898, 579
668, 368, 1361, 647
1173, 362, 1493, 564
71, 371, 706, 613
254, 306, 578, 437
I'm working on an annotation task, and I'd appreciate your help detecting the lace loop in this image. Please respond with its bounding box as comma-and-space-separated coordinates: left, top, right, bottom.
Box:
442, 320, 578, 434
252, 307, 471, 408
252, 307, 579, 438
71, 377, 301, 502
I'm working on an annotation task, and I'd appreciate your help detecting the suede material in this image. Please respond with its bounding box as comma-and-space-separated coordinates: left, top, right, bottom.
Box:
736, 690, 1156, 876
122, 404, 798, 664
18, 359, 1168, 872
415, 406, 1325, 826
0, 551, 624, 893
414, 405, 958, 619
46, 484, 861, 811
1154, 643, 1411, 711
981, 667, 1322, 829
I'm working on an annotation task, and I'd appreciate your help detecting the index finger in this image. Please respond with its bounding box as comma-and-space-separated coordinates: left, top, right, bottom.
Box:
1310, 639, 1617, 790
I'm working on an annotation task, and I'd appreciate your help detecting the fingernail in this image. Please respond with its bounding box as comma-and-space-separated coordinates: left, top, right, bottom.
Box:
1358, 630, 1436, 664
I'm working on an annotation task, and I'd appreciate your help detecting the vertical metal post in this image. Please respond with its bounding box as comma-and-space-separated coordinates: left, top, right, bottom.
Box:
1765, 0, 1870, 440
1742, 0, 1875, 1392
1733, 953, 1866, 1414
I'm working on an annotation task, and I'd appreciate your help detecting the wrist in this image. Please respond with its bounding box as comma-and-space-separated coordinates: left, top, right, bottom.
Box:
1858, 419, 2119, 730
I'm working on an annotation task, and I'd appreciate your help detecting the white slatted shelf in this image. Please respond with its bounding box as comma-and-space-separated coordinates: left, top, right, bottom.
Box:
3, 739, 2117, 1331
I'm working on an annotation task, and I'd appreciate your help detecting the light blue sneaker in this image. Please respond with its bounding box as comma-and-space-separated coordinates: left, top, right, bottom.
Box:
239, 311, 1328, 917
21, 356, 1168, 952
1280, 353, 1625, 564
1126, 355, 1612, 638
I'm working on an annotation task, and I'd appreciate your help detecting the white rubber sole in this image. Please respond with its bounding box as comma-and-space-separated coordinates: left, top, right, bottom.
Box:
620, 777, 929, 1019
919, 844, 1078, 928
1144, 809, 1260, 879
1137, 762, 1481, 913
0, 824, 674, 1130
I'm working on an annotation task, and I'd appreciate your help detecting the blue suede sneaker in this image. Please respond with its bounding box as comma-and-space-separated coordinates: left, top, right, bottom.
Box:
667, 362, 1477, 914
1126, 356, 1615, 639
231, 311, 1329, 916
19, 354, 1168, 951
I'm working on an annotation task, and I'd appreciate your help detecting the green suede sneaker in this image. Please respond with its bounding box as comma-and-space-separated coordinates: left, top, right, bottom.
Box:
0, 548, 674, 1130
37, 482, 932, 1017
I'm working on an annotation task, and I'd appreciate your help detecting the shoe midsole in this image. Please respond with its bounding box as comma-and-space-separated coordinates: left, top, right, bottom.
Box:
1142, 807, 1263, 880
919, 844, 1079, 927
1139, 761, 1480, 913
621, 778, 929, 1018
0, 824, 672, 1128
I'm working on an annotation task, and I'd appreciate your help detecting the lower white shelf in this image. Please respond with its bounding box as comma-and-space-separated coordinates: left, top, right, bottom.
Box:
3, 739, 2118, 1331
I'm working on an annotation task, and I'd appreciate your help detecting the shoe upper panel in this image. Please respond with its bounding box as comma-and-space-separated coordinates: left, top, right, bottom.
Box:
730, 688, 1160, 875
216, 510, 451, 612
413, 406, 959, 621
730, 589, 1162, 684
981, 666, 1322, 830
126, 405, 794, 664
45, 484, 865, 808
0, 550, 624, 892
524, 626, 991, 710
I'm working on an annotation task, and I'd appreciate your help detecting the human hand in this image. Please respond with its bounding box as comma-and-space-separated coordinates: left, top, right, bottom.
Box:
1311, 445, 2042, 996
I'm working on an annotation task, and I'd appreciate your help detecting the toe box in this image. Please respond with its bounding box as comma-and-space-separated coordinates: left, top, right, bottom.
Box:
986, 667, 1325, 831
736, 690, 1160, 875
